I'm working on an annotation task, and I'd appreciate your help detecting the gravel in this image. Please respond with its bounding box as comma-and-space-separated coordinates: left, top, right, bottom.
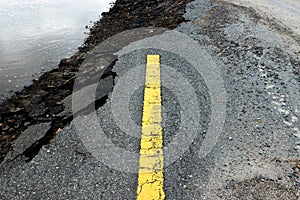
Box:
177, 0, 299, 198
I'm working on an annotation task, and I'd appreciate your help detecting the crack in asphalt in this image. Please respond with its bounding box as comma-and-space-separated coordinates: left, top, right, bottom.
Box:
0, 67, 117, 173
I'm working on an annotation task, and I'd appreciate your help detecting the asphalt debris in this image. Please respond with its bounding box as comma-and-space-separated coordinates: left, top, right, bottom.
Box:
0, 0, 194, 165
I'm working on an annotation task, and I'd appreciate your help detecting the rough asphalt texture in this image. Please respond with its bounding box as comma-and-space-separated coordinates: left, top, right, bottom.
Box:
1, 0, 300, 199
180, 1, 300, 199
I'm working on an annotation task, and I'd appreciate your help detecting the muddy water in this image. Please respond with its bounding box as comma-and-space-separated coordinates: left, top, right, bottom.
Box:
0, 0, 113, 101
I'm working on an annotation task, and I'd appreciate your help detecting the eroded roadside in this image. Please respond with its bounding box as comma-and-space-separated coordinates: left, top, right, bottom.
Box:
0, 0, 299, 199
0, 0, 193, 169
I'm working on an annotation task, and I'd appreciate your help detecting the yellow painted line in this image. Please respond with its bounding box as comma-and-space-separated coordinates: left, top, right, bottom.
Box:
137, 55, 165, 200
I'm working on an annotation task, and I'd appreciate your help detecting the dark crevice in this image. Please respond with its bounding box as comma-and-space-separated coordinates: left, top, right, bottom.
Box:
22, 89, 114, 162
22, 71, 117, 162
0, 68, 116, 166
23, 116, 72, 162
74, 95, 110, 117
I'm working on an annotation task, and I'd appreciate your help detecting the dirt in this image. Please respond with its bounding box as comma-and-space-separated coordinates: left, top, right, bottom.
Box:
218, 176, 299, 199
185, 2, 299, 198
0, 0, 194, 163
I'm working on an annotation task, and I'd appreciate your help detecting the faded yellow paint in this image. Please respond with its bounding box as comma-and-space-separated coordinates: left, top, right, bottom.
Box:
137, 55, 165, 200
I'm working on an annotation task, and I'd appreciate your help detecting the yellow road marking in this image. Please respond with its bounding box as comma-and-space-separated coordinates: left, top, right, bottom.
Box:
137, 55, 165, 200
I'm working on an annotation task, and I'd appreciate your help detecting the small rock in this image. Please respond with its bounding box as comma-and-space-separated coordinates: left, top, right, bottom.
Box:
28, 102, 46, 118
8, 107, 23, 113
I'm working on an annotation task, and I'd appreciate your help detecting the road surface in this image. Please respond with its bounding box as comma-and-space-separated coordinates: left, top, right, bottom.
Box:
0, 0, 299, 199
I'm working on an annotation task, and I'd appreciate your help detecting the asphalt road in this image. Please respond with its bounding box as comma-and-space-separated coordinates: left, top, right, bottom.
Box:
0, 0, 299, 199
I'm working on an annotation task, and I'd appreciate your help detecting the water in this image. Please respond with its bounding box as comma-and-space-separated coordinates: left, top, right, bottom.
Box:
0, 0, 113, 101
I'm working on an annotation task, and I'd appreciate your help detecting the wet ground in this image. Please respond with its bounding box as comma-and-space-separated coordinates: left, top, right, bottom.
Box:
0, 0, 113, 100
